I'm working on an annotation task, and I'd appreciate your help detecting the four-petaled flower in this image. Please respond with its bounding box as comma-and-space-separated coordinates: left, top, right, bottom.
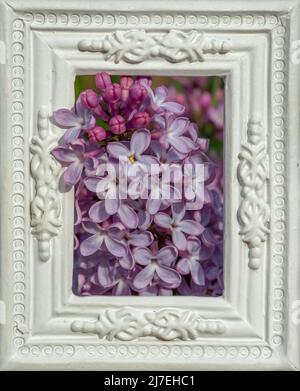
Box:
52, 141, 98, 186
176, 237, 206, 286
52, 97, 96, 143
80, 222, 127, 258
154, 203, 203, 250
133, 245, 181, 290
143, 82, 185, 114
158, 116, 197, 154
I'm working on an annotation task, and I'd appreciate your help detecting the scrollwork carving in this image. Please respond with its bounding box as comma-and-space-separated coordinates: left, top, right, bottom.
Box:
237, 115, 270, 270
30, 107, 62, 261
78, 30, 231, 63
71, 308, 226, 341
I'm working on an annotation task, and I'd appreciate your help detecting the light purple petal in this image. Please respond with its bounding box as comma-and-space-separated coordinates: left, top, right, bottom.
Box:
119, 251, 135, 270
74, 199, 82, 226
176, 258, 190, 275
187, 237, 202, 254
154, 86, 168, 103
53, 109, 80, 128
206, 265, 219, 281
139, 155, 159, 165
156, 265, 181, 287
129, 231, 153, 247
84, 177, 100, 193
133, 264, 155, 290
157, 246, 178, 265
137, 210, 152, 230
146, 198, 161, 215
118, 204, 138, 229
169, 117, 189, 136
52, 147, 77, 163
172, 202, 185, 223
97, 260, 114, 287
169, 136, 196, 154
104, 237, 127, 257
133, 247, 152, 266
172, 229, 187, 251
81, 221, 101, 234
75, 98, 86, 118
179, 220, 204, 235
80, 234, 103, 256
131, 129, 151, 156
62, 127, 81, 143
105, 195, 120, 215
64, 161, 83, 186
154, 212, 172, 229
84, 157, 99, 171
161, 101, 185, 114
190, 260, 205, 286
107, 142, 129, 160
113, 281, 132, 296
89, 200, 110, 223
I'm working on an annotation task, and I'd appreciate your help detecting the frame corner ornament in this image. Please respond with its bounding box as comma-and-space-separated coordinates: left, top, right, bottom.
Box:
78, 29, 231, 64
237, 114, 270, 270
30, 107, 62, 262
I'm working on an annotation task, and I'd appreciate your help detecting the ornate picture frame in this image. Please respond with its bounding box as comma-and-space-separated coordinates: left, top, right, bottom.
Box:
0, 0, 299, 370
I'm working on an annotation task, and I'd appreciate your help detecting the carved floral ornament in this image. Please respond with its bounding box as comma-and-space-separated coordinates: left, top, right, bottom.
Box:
237, 115, 270, 270
71, 308, 226, 341
78, 29, 231, 63
30, 108, 62, 262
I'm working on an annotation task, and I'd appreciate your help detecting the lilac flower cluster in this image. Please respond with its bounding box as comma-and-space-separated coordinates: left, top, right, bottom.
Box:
51, 73, 223, 296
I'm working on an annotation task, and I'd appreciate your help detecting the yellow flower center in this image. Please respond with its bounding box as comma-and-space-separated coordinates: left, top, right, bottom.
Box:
129, 154, 136, 163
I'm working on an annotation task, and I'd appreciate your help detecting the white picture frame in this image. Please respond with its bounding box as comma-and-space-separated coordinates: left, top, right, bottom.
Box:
0, 0, 300, 371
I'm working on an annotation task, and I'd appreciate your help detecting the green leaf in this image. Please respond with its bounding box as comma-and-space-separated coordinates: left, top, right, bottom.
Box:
96, 118, 110, 130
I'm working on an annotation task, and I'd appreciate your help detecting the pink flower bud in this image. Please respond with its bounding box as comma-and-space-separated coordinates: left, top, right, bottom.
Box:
200, 92, 212, 110
131, 112, 150, 128
120, 76, 134, 102
129, 84, 147, 102
88, 126, 107, 143
109, 115, 126, 134
92, 105, 103, 118
151, 130, 162, 140
103, 83, 121, 103
95, 72, 112, 90
80, 89, 99, 109
120, 76, 134, 90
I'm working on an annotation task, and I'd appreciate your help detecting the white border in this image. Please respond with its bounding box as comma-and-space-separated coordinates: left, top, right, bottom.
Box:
0, 0, 299, 370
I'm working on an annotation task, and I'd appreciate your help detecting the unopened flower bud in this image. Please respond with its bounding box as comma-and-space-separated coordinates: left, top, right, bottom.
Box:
109, 115, 126, 134
131, 112, 150, 128
103, 83, 121, 103
120, 76, 134, 102
120, 76, 134, 90
95, 72, 112, 90
129, 84, 147, 102
88, 126, 107, 143
81, 89, 99, 109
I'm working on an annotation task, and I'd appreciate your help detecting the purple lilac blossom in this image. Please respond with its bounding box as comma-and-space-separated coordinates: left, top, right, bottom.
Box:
51, 74, 224, 296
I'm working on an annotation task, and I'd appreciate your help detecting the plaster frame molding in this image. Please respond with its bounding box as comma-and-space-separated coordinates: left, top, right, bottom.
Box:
30, 107, 62, 262
78, 29, 231, 64
0, 0, 299, 371
71, 308, 226, 341
237, 114, 270, 270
